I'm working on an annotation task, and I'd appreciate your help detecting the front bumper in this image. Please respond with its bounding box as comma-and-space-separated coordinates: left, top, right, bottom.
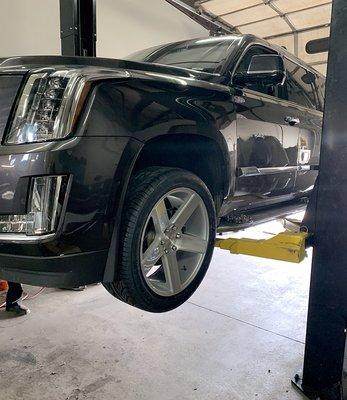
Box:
0, 249, 108, 287
0, 136, 132, 286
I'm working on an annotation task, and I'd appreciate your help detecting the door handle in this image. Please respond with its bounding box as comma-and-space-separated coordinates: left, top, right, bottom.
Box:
285, 116, 300, 126
237, 166, 261, 177
285, 116, 300, 125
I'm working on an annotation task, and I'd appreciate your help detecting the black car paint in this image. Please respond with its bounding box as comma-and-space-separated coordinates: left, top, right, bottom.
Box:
0, 35, 323, 287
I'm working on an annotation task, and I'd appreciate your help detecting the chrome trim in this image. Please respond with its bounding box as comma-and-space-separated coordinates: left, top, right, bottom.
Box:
285, 116, 301, 125
49, 175, 63, 233
0, 232, 55, 244
238, 165, 311, 177
297, 165, 311, 171
238, 87, 323, 116
256, 166, 286, 175
238, 166, 261, 176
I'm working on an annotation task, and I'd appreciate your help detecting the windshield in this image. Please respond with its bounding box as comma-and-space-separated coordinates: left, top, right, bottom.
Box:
125, 37, 238, 73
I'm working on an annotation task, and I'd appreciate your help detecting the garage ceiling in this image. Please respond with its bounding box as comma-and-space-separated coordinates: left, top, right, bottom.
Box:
197, 0, 331, 75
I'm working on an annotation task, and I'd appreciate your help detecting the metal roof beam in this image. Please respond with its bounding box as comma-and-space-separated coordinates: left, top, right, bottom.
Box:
164, 0, 235, 35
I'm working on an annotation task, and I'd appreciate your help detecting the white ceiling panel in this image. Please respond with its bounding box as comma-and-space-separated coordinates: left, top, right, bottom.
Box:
272, 0, 330, 14
238, 16, 291, 37
288, 3, 332, 30
222, 4, 278, 27
201, 0, 262, 16
268, 34, 295, 54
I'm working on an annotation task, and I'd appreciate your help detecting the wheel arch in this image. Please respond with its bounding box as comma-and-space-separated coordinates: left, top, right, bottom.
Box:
103, 132, 231, 283
133, 133, 231, 210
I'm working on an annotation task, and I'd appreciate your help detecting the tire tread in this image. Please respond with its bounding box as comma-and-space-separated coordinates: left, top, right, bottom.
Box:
104, 167, 215, 312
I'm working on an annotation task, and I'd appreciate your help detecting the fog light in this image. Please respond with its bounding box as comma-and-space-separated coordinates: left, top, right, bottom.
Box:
0, 175, 67, 236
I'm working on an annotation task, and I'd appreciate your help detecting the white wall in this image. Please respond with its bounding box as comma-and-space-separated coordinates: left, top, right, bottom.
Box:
0, 0, 61, 56
97, 0, 208, 58
0, 0, 207, 58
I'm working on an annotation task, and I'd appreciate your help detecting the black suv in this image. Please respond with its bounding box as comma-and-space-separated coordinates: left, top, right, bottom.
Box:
0, 34, 325, 312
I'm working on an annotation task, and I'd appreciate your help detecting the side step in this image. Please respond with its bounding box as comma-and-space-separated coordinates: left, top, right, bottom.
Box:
218, 201, 307, 233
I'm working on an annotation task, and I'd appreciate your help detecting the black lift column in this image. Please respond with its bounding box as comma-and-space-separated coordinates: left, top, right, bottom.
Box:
60, 0, 96, 57
295, 0, 347, 399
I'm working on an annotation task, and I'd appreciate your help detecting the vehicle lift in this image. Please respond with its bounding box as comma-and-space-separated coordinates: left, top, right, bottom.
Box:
216, 229, 308, 264
60, 0, 346, 398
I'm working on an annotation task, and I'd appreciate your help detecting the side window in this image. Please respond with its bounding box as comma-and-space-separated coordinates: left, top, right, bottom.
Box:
315, 73, 326, 111
234, 46, 278, 97
282, 59, 318, 110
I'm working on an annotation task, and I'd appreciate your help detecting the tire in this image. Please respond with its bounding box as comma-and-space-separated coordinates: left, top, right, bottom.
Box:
103, 167, 216, 313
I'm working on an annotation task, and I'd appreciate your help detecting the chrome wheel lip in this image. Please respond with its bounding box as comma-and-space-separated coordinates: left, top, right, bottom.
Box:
140, 187, 209, 297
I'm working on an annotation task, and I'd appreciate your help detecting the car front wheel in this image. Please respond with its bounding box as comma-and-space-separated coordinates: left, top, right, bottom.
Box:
103, 167, 216, 313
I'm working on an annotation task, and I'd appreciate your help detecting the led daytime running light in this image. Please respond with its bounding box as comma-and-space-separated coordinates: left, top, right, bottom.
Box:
6, 70, 86, 144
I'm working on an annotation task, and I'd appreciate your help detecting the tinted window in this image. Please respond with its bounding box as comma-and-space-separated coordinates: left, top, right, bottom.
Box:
126, 37, 237, 73
315, 73, 326, 111
282, 59, 318, 109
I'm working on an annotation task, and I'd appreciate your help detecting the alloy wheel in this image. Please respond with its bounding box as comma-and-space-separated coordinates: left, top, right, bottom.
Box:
140, 187, 209, 297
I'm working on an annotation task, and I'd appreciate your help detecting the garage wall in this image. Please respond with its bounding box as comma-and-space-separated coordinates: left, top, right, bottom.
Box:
97, 0, 208, 58
0, 0, 61, 57
0, 0, 207, 58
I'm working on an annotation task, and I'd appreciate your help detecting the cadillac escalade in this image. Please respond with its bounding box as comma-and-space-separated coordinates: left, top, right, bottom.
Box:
0, 34, 325, 312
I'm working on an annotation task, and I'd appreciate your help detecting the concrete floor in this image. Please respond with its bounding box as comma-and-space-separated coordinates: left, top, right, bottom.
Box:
0, 220, 311, 400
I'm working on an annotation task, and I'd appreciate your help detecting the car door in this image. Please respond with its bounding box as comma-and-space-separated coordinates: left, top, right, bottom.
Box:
280, 58, 323, 195
229, 45, 299, 212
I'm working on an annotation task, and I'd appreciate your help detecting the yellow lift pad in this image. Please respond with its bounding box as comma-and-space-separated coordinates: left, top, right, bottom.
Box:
215, 231, 308, 264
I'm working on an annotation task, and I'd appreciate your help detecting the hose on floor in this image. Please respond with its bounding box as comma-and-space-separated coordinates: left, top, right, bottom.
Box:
0, 287, 45, 309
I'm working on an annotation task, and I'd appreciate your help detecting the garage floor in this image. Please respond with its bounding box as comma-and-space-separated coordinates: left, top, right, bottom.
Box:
0, 221, 311, 400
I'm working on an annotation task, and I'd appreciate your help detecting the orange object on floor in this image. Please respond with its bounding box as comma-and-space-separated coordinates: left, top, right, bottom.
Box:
0, 280, 9, 291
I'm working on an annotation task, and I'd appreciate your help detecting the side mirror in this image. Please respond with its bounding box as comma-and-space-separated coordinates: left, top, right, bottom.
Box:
233, 54, 285, 87
301, 71, 316, 85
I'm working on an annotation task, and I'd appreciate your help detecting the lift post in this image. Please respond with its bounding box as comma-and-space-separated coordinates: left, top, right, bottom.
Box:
60, 0, 96, 57
292, 0, 347, 398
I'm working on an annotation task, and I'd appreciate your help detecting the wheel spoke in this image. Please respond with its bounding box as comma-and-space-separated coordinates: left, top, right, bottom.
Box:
140, 186, 209, 297
162, 253, 182, 294
170, 193, 200, 230
151, 199, 170, 234
141, 238, 162, 273
176, 234, 208, 254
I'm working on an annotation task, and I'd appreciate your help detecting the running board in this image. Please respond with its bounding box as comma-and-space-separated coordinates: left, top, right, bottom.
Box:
218, 201, 307, 233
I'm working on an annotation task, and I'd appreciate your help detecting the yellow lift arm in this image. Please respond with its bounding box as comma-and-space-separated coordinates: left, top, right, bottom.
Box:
215, 231, 308, 264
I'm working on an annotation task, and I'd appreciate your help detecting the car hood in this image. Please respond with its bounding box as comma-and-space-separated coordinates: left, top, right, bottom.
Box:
0, 55, 223, 83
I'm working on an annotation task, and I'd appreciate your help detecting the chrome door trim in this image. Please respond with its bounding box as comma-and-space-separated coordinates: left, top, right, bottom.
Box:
237, 165, 311, 177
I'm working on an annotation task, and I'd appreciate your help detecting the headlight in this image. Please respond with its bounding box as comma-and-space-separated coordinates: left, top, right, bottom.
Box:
6, 69, 87, 144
